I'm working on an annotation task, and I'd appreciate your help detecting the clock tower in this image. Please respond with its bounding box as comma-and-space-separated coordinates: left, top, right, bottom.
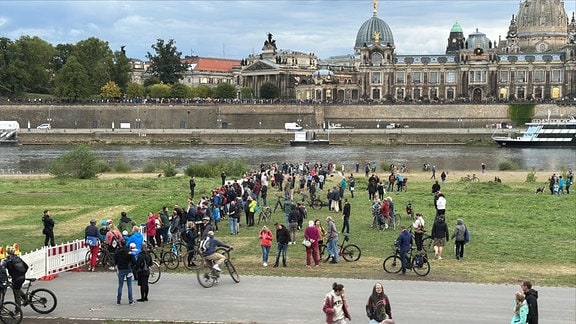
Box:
446, 20, 465, 54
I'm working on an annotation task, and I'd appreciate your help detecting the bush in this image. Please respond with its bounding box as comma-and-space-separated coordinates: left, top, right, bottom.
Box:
112, 159, 132, 173
142, 162, 157, 173
184, 158, 248, 178
48, 145, 101, 179
498, 159, 520, 171
525, 168, 538, 183
160, 160, 177, 177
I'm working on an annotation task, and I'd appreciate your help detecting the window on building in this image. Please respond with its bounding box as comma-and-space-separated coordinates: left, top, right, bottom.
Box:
372, 88, 381, 100
396, 72, 405, 84
371, 53, 383, 66
551, 70, 562, 83
534, 87, 543, 99
396, 88, 404, 99
447, 88, 454, 99
445, 71, 456, 84
533, 70, 545, 83
414, 88, 421, 99
517, 87, 525, 99
430, 88, 438, 99
471, 70, 487, 84
372, 72, 382, 84
499, 71, 509, 83
515, 70, 526, 83
428, 72, 438, 84
200, 77, 208, 84
412, 72, 422, 84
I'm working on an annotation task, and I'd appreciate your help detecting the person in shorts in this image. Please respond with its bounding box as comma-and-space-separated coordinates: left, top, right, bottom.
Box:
431, 214, 449, 260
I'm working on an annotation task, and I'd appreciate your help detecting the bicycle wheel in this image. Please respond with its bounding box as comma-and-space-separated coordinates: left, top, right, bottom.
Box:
225, 260, 240, 283
196, 265, 216, 288
102, 253, 115, 269
422, 236, 434, 253
148, 260, 161, 284
1, 301, 23, 324
341, 244, 361, 262
412, 258, 431, 276
28, 288, 57, 314
318, 244, 329, 262
263, 208, 272, 222
394, 214, 401, 229
383, 255, 402, 274
161, 251, 179, 270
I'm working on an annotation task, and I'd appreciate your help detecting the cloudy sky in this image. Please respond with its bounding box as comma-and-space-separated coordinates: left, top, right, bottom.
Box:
1, 0, 575, 61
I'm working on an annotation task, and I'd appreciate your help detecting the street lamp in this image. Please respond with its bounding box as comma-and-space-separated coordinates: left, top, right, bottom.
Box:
217, 118, 222, 129
377, 119, 380, 129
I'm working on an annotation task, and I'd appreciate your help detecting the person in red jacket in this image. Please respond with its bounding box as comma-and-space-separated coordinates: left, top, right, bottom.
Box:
304, 220, 320, 267
258, 225, 273, 267
323, 282, 351, 324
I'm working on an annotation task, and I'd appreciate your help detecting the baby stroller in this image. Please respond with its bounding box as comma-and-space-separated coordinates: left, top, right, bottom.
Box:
405, 201, 415, 220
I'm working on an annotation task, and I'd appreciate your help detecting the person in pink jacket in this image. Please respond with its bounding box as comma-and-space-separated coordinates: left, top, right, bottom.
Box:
304, 220, 320, 267
259, 225, 273, 267
146, 212, 157, 248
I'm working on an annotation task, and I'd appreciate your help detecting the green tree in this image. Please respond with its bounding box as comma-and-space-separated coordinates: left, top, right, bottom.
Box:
170, 83, 189, 99
260, 82, 279, 99
52, 43, 75, 72
100, 81, 121, 100
48, 145, 101, 179
12, 36, 56, 94
73, 37, 114, 95
240, 87, 253, 100
126, 82, 145, 100
146, 39, 187, 84
110, 49, 132, 93
149, 83, 171, 101
192, 85, 213, 98
143, 76, 161, 87
214, 83, 237, 99
508, 103, 535, 126
54, 55, 91, 101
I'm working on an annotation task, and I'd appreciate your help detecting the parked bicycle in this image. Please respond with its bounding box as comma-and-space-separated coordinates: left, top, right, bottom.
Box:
10, 278, 57, 314
409, 228, 434, 253
257, 206, 273, 224
196, 247, 239, 288
383, 244, 430, 276
148, 241, 182, 270
85, 242, 115, 270
299, 193, 328, 210
319, 233, 361, 262
461, 173, 480, 182
273, 195, 284, 213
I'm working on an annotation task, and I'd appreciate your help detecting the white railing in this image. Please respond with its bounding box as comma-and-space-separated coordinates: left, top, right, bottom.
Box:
19, 240, 88, 280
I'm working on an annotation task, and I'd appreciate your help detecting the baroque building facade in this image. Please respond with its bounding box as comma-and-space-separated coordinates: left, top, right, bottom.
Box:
239, 0, 576, 103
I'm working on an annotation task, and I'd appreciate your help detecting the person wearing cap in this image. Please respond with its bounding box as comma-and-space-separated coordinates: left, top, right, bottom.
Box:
1, 246, 27, 306
202, 231, 231, 272
201, 216, 214, 238
99, 220, 109, 241
85, 218, 100, 271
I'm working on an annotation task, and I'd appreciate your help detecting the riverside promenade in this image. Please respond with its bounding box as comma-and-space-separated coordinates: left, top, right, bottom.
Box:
20, 271, 576, 323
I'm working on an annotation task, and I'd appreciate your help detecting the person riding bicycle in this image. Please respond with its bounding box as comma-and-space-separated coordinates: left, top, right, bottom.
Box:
1, 247, 27, 306
201, 231, 232, 272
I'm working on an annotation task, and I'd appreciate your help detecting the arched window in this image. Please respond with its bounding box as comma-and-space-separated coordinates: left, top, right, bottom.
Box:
371, 53, 383, 66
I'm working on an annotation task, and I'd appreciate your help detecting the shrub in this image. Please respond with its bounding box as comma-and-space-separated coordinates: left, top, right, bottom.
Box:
160, 160, 177, 177
112, 159, 132, 173
525, 168, 538, 183
498, 159, 520, 171
142, 162, 157, 173
184, 158, 248, 178
48, 145, 101, 179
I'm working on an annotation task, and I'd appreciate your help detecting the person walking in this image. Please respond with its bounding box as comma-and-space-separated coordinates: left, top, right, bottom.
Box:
395, 225, 411, 275
326, 216, 339, 264
430, 165, 436, 179
365, 282, 394, 324
135, 243, 152, 302
521, 280, 539, 324
84, 218, 100, 272
42, 209, 55, 246
412, 213, 425, 251
322, 282, 351, 324
435, 192, 446, 218
431, 214, 449, 260
451, 218, 467, 260
304, 220, 320, 267
114, 239, 136, 306
259, 225, 273, 267
341, 199, 351, 234
273, 222, 290, 267
511, 291, 528, 324
288, 204, 299, 244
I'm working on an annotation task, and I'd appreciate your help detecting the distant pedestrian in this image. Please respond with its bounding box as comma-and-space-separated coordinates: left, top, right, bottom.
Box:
431, 214, 449, 260
259, 225, 273, 267
431, 165, 436, 179
440, 171, 446, 184
42, 209, 55, 246
348, 175, 355, 198
451, 218, 467, 260
481, 162, 486, 174
273, 222, 290, 267
135, 243, 152, 302
322, 282, 351, 324
341, 199, 351, 234
304, 220, 320, 267
395, 225, 411, 275
189, 176, 196, 199
221, 171, 226, 186
326, 216, 339, 264
511, 291, 528, 324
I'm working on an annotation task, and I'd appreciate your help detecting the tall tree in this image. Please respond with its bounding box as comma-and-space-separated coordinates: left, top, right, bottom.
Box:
146, 39, 187, 84
54, 55, 91, 101
73, 37, 114, 95
126, 82, 145, 101
100, 81, 121, 100
260, 82, 279, 99
110, 49, 131, 93
12, 36, 56, 94
214, 83, 237, 99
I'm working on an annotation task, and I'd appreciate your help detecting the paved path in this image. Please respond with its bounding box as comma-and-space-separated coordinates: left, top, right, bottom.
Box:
17, 271, 575, 323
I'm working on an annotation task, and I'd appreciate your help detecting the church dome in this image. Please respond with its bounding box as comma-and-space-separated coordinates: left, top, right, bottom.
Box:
515, 0, 568, 52
450, 21, 463, 33
355, 15, 394, 49
467, 29, 490, 49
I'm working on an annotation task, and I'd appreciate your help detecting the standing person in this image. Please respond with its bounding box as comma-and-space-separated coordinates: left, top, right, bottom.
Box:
412, 213, 426, 251
304, 220, 320, 267
322, 282, 351, 324
440, 171, 447, 184
221, 171, 226, 186
135, 243, 152, 302
114, 239, 136, 306
182, 221, 199, 267
189, 176, 196, 199
341, 199, 351, 234
431, 214, 449, 260
326, 216, 339, 264
247, 197, 257, 227
395, 225, 412, 275
365, 282, 394, 324
145, 212, 157, 248
521, 280, 539, 324
511, 291, 528, 324
118, 211, 136, 236
451, 218, 467, 260
259, 225, 273, 267
348, 175, 355, 198
273, 222, 290, 267
431, 181, 441, 195
126, 225, 144, 257
42, 209, 55, 246
430, 165, 436, 179
481, 162, 486, 174
159, 207, 170, 244
315, 218, 327, 246
288, 205, 300, 244
435, 192, 446, 218
85, 218, 100, 272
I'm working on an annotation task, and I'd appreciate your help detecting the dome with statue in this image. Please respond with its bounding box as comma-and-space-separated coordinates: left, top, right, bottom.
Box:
466, 29, 491, 49
354, 11, 394, 49
312, 69, 336, 84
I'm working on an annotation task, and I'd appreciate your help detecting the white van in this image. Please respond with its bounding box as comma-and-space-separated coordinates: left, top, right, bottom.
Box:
284, 122, 303, 130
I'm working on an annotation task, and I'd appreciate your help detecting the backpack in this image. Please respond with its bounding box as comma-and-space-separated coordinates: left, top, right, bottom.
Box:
199, 236, 211, 253
464, 227, 470, 243
11, 256, 29, 275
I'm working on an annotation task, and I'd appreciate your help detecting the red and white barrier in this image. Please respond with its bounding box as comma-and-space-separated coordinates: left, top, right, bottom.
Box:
19, 240, 89, 281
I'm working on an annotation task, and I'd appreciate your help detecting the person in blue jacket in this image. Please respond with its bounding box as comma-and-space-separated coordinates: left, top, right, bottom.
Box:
395, 225, 412, 275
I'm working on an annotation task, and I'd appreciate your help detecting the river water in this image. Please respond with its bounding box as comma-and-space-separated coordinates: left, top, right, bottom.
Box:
1, 145, 574, 174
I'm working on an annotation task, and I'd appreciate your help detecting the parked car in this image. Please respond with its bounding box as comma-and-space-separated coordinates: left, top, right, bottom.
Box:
37, 123, 52, 129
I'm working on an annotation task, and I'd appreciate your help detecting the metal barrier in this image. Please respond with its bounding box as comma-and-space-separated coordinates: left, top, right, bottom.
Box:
19, 240, 88, 281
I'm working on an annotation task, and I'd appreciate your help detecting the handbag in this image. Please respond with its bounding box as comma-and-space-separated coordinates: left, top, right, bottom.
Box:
302, 239, 311, 247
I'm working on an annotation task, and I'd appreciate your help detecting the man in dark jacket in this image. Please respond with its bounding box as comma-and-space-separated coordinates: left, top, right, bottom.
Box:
522, 280, 539, 324
42, 210, 55, 246
431, 214, 449, 260
118, 211, 136, 235
114, 240, 137, 305
273, 222, 290, 267
395, 226, 412, 274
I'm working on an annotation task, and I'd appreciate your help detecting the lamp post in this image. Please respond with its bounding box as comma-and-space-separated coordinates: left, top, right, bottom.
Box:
377, 119, 380, 129
217, 118, 222, 129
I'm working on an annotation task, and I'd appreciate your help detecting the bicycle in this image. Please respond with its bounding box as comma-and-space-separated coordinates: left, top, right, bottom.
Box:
257, 206, 272, 224
460, 173, 480, 182
148, 241, 182, 270
148, 260, 161, 284
10, 278, 57, 314
0, 289, 22, 324
85, 242, 115, 270
273, 195, 284, 213
410, 228, 434, 253
299, 193, 327, 210
318, 233, 361, 262
383, 244, 430, 276
196, 247, 240, 288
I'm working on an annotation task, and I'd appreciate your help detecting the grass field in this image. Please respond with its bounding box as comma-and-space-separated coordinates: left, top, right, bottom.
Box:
0, 170, 574, 287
